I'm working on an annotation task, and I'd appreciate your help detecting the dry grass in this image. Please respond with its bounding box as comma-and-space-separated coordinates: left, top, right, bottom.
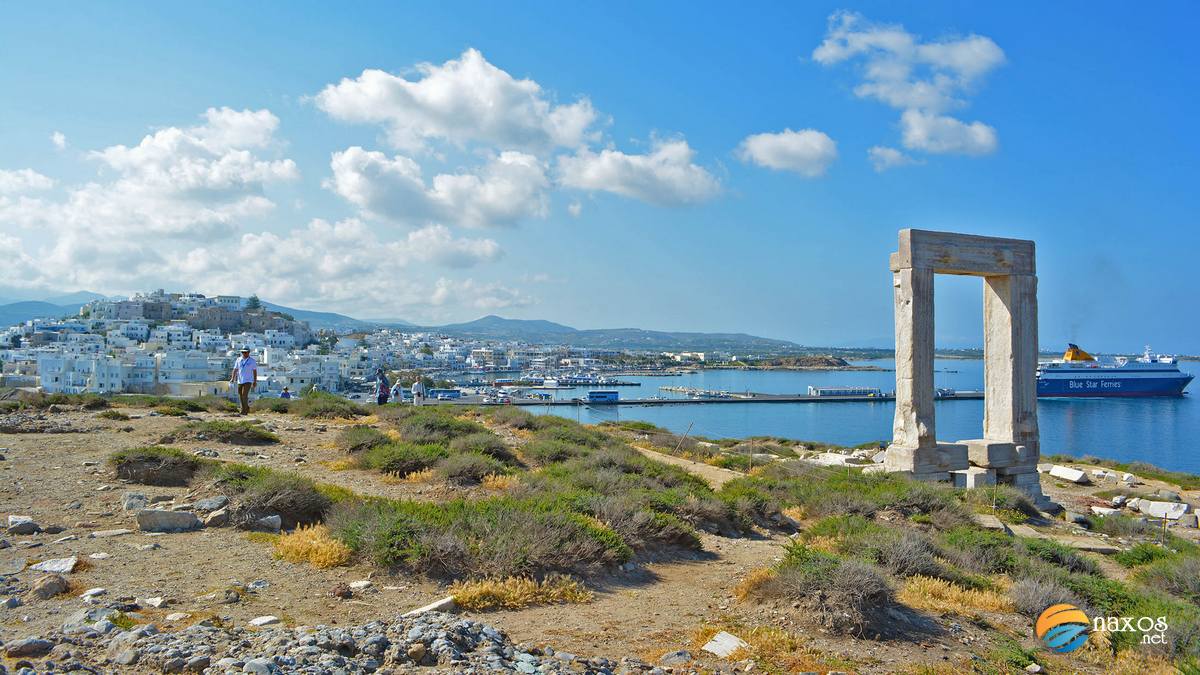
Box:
273, 524, 352, 568
448, 575, 593, 610
385, 429, 404, 442
244, 532, 280, 545
734, 567, 778, 601
402, 468, 435, 483
690, 621, 850, 673
319, 458, 356, 471
781, 505, 807, 522
481, 473, 517, 491
897, 575, 1014, 614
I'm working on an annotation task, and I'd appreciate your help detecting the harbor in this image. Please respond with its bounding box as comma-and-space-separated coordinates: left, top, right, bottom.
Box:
502, 388, 984, 406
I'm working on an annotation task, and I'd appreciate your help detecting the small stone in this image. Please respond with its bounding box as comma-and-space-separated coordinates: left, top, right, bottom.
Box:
348, 580, 372, 591
252, 515, 281, 533
659, 650, 693, 666
185, 655, 211, 672
121, 493, 148, 512
166, 612, 191, 622
5, 637, 54, 657
114, 649, 140, 665
2, 596, 21, 608
194, 496, 228, 512
202, 507, 229, 528
330, 583, 352, 600
243, 657, 275, 674
6, 518, 40, 536
248, 615, 280, 627
141, 596, 167, 608
88, 552, 110, 559
136, 509, 200, 533
52, 535, 77, 543
29, 574, 69, 600
30, 557, 78, 574
406, 643, 426, 661
1025, 664, 1043, 674
246, 579, 269, 592
79, 588, 107, 600
89, 528, 133, 538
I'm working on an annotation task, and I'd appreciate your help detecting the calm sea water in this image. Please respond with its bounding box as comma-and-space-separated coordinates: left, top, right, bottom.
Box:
528, 359, 1200, 474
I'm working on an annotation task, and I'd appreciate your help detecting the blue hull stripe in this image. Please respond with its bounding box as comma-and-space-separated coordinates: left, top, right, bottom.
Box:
1038, 374, 1193, 397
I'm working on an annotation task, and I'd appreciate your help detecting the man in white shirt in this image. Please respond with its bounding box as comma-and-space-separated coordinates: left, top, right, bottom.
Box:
231, 347, 258, 415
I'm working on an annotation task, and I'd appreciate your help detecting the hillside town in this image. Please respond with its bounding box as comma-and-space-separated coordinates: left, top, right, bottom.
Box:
0, 290, 660, 398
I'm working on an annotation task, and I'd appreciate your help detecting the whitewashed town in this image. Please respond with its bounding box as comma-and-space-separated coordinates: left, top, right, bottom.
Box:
0, 289, 692, 401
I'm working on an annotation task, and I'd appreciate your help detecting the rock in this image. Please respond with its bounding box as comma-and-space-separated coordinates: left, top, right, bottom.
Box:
252, 515, 281, 533
141, 596, 167, 608
89, 552, 110, 559
185, 655, 211, 672
202, 507, 229, 528
407, 642, 427, 661
114, 648, 140, 665
1049, 465, 1091, 484
1177, 513, 1199, 528
1090, 506, 1119, 517
243, 657, 276, 673
28, 574, 69, 599
121, 493, 148, 511
79, 587, 106, 601
165, 612, 191, 622
813, 452, 870, 466
1156, 489, 1183, 502
1111, 495, 1128, 507
3, 596, 21, 608
52, 535, 77, 543
330, 583, 352, 599
248, 615, 280, 627
30, 556, 77, 574
1122, 472, 1138, 484
659, 650, 693, 666
194, 496, 228, 512
6, 517, 40, 536
246, 579, 269, 592
1138, 500, 1190, 520
349, 580, 372, 591
1025, 664, 1043, 674
5, 637, 53, 657
1065, 511, 1090, 526
89, 528, 133, 538
701, 631, 749, 658
136, 509, 200, 533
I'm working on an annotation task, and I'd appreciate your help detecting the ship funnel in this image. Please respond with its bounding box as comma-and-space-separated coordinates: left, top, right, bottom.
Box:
1063, 344, 1095, 362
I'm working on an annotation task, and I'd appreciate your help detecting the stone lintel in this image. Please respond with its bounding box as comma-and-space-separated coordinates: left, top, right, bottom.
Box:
957, 439, 1018, 468
892, 229, 1036, 276
884, 442, 968, 474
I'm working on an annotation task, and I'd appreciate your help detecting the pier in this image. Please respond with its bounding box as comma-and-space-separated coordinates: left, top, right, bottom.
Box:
497, 390, 984, 407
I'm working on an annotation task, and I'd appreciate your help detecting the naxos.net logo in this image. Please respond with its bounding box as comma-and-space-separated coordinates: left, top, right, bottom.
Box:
1036, 604, 1090, 653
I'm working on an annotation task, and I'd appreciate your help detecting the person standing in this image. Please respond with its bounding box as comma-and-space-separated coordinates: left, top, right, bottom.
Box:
411, 378, 426, 406
231, 347, 258, 415
389, 379, 404, 403
374, 368, 391, 405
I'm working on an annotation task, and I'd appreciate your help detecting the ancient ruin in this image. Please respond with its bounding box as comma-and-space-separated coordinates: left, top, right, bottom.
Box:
883, 229, 1050, 506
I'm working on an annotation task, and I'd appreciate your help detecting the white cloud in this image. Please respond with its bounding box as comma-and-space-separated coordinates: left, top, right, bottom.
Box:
404, 224, 502, 268
567, 200, 582, 217
327, 146, 548, 228
315, 48, 599, 152
736, 128, 837, 177
50, 132, 67, 150
431, 278, 531, 311
557, 139, 720, 205
0, 168, 55, 194
899, 110, 996, 155
814, 12, 1004, 158
867, 146, 922, 172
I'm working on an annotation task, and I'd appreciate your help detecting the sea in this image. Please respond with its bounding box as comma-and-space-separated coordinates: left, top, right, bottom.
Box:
525, 359, 1200, 474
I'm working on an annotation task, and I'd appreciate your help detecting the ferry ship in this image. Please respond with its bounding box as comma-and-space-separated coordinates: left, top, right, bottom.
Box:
1037, 344, 1194, 397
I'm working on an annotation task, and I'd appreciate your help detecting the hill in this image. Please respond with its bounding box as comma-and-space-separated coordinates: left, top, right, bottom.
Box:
0, 300, 83, 327
260, 301, 414, 332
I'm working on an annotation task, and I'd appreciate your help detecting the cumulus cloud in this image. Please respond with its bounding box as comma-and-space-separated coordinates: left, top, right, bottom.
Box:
557, 139, 720, 205
899, 110, 996, 155
867, 146, 922, 172
0, 168, 55, 194
327, 146, 548, 228
814, 12, 1003, 158
431, 278, 532, 311
50, 132, 67, 150
315, 48, 598, 152
736, 128, 837, 177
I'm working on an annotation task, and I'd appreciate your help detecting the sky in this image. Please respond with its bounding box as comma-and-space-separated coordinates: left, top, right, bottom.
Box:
1, 2, 1198, 352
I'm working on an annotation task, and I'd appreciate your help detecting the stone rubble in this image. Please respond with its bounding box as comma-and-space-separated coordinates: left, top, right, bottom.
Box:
19, 611, 641, 674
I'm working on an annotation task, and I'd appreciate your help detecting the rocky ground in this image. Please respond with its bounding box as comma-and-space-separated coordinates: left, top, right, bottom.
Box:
2, 406, 1197, 674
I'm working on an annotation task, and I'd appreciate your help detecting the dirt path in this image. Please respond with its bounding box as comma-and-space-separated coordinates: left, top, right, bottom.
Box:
631, 445, 746, 488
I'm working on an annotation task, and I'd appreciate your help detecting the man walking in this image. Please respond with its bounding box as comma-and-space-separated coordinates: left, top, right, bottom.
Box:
231, 347, 258, 415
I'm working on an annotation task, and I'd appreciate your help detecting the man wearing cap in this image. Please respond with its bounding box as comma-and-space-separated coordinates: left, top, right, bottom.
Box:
231, 348, 258, 415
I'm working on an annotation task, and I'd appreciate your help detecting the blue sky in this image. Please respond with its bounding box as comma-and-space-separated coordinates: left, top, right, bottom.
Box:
1, 2, 1197, 352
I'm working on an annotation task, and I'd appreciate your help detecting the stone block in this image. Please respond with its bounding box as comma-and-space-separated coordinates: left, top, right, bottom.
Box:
1048, 465, 1091, 484
883, 443, 968, 474
958, 439, 1017, 468
951, 466, 997, 489
136, 509, 200, 533
1137, 500, 1190, 520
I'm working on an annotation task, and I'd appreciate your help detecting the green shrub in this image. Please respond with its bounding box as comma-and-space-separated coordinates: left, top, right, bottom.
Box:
1009, 577, 1086, 618
193, 395, 238, 413
250, 398, 292, 413
757, 543, 893, 634
98, 409, 130, 421
290, 391, 366, 419
962, 484, 1040, 519
108, 446, 204, 486
1135, 555, 1200, 604
326, 496, 631, 578
802, 514, 884, 553
1115, 542, 1176, 568
484, 406, 542, 430
534, 425, 611, 449
358, 443, 448, 476
437, 452, 507, 485
521, 439, 584, 466
870, 530, 944, 579
449, 432, 516, 464
206, 463, 330, 528
940, 526, 1017, 574
164, 420, 279, 445
587, 494, 701, 551
1020, 537, 1101, 576
1086, 513, 1154, 537
395, 410, 486, 444
336, 425, 391, 453
710, 454, 753, 471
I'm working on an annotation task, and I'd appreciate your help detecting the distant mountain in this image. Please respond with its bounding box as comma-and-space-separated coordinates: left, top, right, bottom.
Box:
42, 291, 111, 305
0, 301, 84, 327
425, 315, 799, 352
261, 301, 414, 332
